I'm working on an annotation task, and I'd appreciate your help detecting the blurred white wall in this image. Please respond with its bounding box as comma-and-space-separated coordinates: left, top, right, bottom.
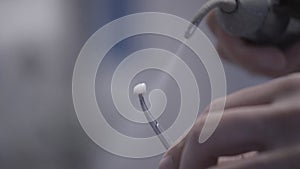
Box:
0, 1, 97, 168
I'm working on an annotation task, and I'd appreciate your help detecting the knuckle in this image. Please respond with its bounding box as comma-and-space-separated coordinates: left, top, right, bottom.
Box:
201, 97, 226, 116
209, 97, 227, 112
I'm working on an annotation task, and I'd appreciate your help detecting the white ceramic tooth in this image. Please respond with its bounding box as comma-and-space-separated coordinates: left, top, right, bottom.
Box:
133, 83, 147, 95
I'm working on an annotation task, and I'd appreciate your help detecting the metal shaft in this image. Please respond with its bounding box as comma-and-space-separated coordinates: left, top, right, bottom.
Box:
138, 94, 171, 150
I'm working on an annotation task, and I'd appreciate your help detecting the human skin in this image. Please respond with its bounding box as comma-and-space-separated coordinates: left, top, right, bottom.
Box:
207, 12, 300, 77
158, 12, 300, 169
159, 73, 300, 169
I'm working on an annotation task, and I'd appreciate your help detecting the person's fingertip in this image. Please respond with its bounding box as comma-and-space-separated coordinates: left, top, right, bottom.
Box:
158, 156, 175, 169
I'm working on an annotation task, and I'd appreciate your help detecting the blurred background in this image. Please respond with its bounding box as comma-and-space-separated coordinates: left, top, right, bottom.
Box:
0, 0, 268, 169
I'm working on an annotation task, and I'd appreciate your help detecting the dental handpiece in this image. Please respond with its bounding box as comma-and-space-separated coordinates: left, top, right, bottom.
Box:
133, 83, 172, 150
185, 0, 300, 46
185, 0, 238, 39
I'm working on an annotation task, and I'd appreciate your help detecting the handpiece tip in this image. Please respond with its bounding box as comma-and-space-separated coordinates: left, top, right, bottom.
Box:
184, 21, 199, 39
184, 30, 192, 39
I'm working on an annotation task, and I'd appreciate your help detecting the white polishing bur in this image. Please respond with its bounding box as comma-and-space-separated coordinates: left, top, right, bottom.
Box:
133, 83, 147, 95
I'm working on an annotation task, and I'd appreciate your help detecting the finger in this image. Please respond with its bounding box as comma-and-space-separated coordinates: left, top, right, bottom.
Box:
208, 76, 288, 112
216, 28, 286, 76
159, 112, 208, 169
223, 78, 283, 108
163, 74, 300, 169
217, 151, 258, 165
159, 79, 277, 169
179, 105, 281, 169
216, 43, 234, 62
206, 12, 219, 36
158, 131, 189, 169
209, 144, 300, 169
206, 12, 287, 76
206, 12, 232, 62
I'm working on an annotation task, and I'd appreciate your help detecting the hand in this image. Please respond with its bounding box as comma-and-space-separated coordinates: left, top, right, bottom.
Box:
158, 73, 300, 169
207, 12, 300, 77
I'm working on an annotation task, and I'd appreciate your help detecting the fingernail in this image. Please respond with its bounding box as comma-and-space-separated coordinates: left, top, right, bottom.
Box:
159, 156, 174, 169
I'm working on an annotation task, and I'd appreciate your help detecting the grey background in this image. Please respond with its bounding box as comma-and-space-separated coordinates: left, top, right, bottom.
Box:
0, 0, 268, 169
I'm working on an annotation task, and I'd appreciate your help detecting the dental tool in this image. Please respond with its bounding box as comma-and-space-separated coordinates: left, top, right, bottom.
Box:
185, 0, 300, 46
133, 83, 171, 150
185, 0, 237, 39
